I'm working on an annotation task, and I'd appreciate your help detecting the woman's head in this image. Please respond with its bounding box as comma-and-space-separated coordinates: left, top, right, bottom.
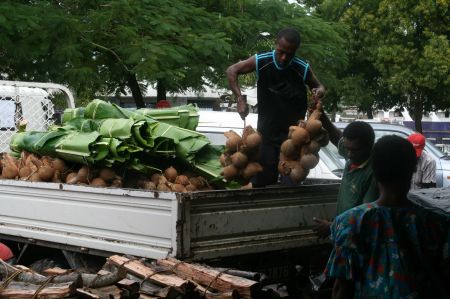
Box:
372, 135, 417, 193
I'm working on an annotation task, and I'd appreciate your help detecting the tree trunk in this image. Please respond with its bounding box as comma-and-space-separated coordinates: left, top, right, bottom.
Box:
157, 80, 167, 102
126, 73, 145, 108
413, 99, 423, 133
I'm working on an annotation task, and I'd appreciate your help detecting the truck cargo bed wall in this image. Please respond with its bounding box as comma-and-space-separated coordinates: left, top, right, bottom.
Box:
180, 181, 339, 260
0, 180, 180, 259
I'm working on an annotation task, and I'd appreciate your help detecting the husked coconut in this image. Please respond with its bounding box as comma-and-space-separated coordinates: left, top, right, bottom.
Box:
171, 183, 187, 193
301, 140, 321, 155
280, 139, 299, 160
99, 167, 116, 182
224, 130, 242, 153
231, 152, 249, 169
291, 127, 310, 146
306, 119, 322, 137
90, 177, 107, 187
241, 162, 263, 180
38, 166, 55, 182
65, 172, 78, 184
221, 165, 239, 181
185, 184, 198, 192
164, 166, 178, 182
300, 154, 319, 170
290, 166, 309, 183
245, 132, 262, 150
150, 173, 161, 185
175, 175, 190, 186
19, 166, 32, 178
219, 153, 232, 167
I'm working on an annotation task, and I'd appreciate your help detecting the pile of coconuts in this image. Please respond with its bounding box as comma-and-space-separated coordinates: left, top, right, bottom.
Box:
220, 126, 263, 183
0, 151, 123, 188
136, 166, 212, 193
278, 107, 330, 183
0, 152, 213, 192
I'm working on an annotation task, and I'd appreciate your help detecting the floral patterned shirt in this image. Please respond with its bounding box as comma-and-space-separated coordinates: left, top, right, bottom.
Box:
325, 202, 449, 298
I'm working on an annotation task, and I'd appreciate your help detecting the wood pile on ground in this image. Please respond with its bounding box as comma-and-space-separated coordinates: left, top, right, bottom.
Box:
0, 255, 264, 298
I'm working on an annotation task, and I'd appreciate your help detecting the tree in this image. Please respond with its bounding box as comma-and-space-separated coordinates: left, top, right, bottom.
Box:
0, 0, 347, 109
299, 0, 450, 130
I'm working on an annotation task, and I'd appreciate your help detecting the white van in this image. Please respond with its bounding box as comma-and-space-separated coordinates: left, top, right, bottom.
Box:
0, 81, 75, 152
196, 110, 343, 181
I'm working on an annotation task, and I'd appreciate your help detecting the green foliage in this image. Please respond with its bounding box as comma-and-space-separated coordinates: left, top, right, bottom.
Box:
0, 0, 347, 108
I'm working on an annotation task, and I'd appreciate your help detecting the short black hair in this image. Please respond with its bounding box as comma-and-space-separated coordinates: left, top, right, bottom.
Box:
343, 121, 375, 149
276, 28, 301, 47
372, 135, 417, 185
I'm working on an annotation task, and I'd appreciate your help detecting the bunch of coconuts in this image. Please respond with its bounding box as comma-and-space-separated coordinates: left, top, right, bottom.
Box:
220, 126, 263, 182
0, 151, 122, 188
137, 166, 212, 193
278, 107, 330, 183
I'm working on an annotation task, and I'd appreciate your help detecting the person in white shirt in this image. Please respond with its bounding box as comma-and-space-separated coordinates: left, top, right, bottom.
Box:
407, 132, 436, 189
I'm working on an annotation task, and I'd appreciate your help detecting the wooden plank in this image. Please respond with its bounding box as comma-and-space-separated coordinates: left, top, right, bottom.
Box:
0, 281, 75, 298
108, 255, 191, 292
157, 258, 259, 299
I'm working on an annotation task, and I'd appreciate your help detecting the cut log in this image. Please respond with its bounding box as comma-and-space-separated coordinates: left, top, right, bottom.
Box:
81, 268, 127, 288
157, 258, 259, 299
195, 282, 239, 299
86, 285, 124, 299
0, 280, 75, 298
76, 288, 100, 299
138, 295, 158, 299
0, 262, 82, 286
214, 268, 262, 281
116, 278, 140, 296
42, 268, 70, 276
108, 255, 191, 292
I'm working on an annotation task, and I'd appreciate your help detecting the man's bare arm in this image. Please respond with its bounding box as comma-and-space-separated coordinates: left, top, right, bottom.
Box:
305, 65, 325, 99
226, 56, 256, 119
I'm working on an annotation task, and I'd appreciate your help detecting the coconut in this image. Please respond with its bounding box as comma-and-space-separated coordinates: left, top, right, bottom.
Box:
224, 130, 242, 153
52, 158, 66, 172
65, 172, 78, 184
29, 172, 42, 182
221, 165, 239, 181
99, 167, 116, 182
150, 173, 161, 185
315, 130, 330, 147
90, 177, 107, 187
19, 166, 32, 178
110, 178, 123, 188
52, 170, 62, 183
219, 153, 232, 167
306, 119, 322, 137
280, 139, 299, 160
189, 177, 204, 189
38, 166, 55, 182
302, 140, 321, 155
2, 166, 19, 179
291, 127, 310, 146
77, 166, 89, 184
290, 166, 309, 183
164, 166, 178, 183
157, 183, 171, 192
231, 152, 249, 169
142, 181, 156, 190
278, 160, 301, 176
171, 183, 187, 193
245, 132, 262, 150
300, 154, 320, 170
298, 120, 307, 128
158, 175, 168, 185
241, 162, 263, 180
185, 184, 197, 192
175, 175, 190, 186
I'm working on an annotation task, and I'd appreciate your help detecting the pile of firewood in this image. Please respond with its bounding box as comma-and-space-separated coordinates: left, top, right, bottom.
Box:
0, 255, 264, 298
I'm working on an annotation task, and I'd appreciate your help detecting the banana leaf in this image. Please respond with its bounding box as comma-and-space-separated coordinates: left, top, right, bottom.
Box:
10, 130, 110, 164
63, 101, 200, 130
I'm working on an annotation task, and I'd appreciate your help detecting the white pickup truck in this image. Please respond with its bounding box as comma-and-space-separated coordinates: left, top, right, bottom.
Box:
0, 80, 339, 264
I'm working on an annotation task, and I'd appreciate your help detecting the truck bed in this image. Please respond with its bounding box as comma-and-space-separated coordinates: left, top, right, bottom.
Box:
0, 179, 339, 260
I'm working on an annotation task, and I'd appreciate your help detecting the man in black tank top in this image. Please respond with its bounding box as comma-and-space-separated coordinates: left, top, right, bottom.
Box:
226, 28, 325, 187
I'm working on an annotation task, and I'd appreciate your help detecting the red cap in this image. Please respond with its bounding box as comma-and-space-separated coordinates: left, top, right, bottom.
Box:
407, 133, 425, 158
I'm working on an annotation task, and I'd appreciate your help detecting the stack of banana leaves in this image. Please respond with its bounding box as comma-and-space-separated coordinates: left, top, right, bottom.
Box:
10, 99, 225, 184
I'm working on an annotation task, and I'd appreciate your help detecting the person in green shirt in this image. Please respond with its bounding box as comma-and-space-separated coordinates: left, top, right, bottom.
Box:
313, 105, 379, 238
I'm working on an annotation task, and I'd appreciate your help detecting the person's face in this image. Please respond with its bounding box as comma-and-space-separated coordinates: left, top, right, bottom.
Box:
275, 37, 298, 67
343, 137, 371, 164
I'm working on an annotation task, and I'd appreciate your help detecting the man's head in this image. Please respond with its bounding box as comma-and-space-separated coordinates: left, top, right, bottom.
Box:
372, 135, 417, 193
275, 28, 301, 67
342, 121, 375, 164
407, 132, 426, 158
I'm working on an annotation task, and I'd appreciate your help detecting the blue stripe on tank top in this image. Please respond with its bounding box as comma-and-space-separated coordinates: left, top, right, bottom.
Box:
303, 63, 309, 81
